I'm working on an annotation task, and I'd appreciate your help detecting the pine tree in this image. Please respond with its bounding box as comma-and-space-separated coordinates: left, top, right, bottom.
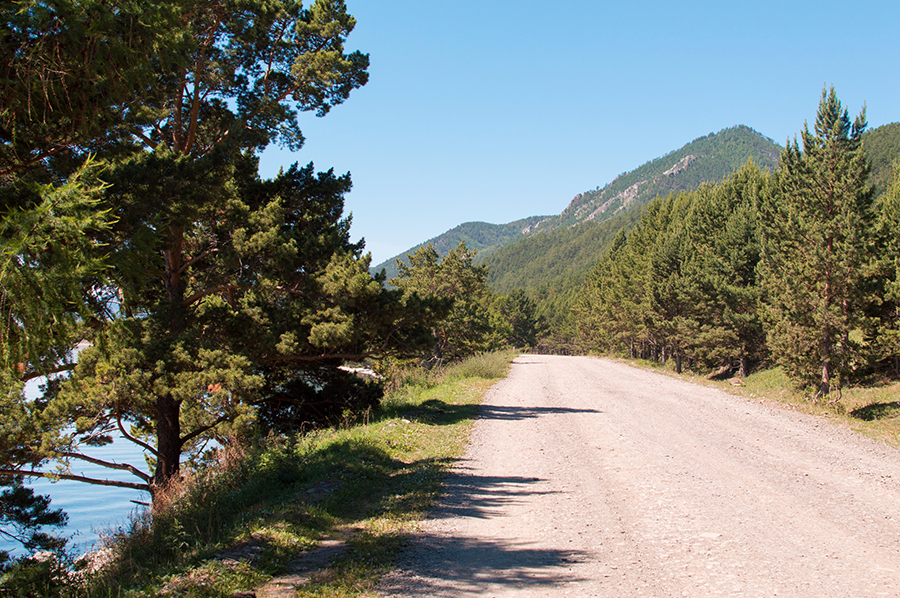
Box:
494, 289, 544, 349
874, 159, 900, 371
759, 86, 875, 399
2, 0, 436, 499
391, 242, 494, 362
681, 162, 767, 376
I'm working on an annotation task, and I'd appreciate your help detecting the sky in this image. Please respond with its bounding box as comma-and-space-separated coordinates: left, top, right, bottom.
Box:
260, 0, 900, 267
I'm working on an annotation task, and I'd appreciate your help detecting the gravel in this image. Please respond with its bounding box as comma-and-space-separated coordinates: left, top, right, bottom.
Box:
378, 355, 900, 597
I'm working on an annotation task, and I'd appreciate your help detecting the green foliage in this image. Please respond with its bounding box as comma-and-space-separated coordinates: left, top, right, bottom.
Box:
759, 86, 876, 397
492, 290, 545, 349
540, 125, 781, 231
0, 161, 111, 385
390, 242, 493, 362
1, 0, 438, 506
0, 0, 180, 178
379, 127, 783, 345
574, 162, 767, 374
572, 89, 897, 394
679, 162, 767, 374
0, 479, 67, 571
863, 122, 900, 196
874, 160, 900, 369
373, 216, 547, 280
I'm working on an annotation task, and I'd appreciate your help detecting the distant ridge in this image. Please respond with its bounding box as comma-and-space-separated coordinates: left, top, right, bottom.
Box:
374, 125, 783, 281
372, 216, 548, 281
526, 125, 781, 233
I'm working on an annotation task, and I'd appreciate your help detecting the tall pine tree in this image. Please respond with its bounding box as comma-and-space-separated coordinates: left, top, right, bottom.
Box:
759, 86, 875, 399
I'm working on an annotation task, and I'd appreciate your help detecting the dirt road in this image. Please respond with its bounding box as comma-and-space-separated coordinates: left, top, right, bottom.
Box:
378, 355, 900, 597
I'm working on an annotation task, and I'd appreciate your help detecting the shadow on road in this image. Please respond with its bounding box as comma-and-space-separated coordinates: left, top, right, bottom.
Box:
380, 465, 587, 596
479, 403, 601, 420
381, 535, 588, 597
428, 464, 556, 520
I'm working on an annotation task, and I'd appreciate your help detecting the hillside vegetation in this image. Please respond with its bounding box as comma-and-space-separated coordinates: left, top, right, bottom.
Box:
531, 125, 781, 232
372, 216, 547, 279
376, 126, 783, 281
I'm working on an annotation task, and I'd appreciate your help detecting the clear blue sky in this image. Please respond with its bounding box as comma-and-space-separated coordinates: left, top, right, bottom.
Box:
260, 0, 900, 266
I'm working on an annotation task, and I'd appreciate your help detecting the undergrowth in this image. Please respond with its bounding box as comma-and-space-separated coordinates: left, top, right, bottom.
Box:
19, 350, 516, 598
625, 355, 900, 448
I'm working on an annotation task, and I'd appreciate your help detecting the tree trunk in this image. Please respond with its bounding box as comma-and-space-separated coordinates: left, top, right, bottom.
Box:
152, 227, 188, 496
153, 393, 182, 493
739, 352, 749, 378
819, 328, 832, 400
675, 351, 682, 374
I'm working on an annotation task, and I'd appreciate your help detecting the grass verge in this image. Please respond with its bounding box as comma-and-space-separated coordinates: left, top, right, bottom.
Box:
622, 356, 900, 448
80, 350, 517, 598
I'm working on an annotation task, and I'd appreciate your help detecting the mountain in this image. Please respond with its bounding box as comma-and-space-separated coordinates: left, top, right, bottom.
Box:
484, 122, 900, 332
374, 121, 900, 334
864, 122, 900, 194
375, 125, 782, 281
372, 216, 548, 281
524, 125, 781, 234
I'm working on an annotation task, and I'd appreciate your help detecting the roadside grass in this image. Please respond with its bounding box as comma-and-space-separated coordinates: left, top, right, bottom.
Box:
624, 355, 900, 448
83, 350, 516, 598
734, 367, 900, 447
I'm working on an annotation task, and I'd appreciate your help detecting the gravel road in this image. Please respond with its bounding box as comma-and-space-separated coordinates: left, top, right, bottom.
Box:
378, 355, 900, 597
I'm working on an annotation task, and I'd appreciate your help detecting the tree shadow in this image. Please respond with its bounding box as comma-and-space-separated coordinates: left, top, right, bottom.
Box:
478, 403, 601, 420
381, 535, 588, 596
850, 401, 900, 421
427, 465, 556, 520
379, 464, 586, 595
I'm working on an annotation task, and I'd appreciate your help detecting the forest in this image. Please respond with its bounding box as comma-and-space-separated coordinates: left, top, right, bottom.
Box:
573, 89, 900, 400
2, 0, 900, 592
0, 0, 543, 580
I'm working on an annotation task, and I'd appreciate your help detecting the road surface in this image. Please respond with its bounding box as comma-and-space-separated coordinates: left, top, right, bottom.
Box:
379, 355, 900, 597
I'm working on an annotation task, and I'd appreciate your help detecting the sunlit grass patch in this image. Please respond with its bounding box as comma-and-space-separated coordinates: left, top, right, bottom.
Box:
84, 351, 516, 597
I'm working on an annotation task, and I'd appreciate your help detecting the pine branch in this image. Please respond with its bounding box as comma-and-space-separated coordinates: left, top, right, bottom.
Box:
0, 468, 149, 492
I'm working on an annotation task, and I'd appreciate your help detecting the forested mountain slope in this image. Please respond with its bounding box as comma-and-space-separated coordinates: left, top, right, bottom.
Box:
376, 123, 900, 325
372, 216, 547, 280
526, 125, 781, 233
375, 125, 782, 280
865, 122, 900, 194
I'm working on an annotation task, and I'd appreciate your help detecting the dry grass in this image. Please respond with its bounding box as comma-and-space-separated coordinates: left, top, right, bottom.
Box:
78, 351, 516, 597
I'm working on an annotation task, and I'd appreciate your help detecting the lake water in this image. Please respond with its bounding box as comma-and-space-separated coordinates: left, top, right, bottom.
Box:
1, 438, 150, 558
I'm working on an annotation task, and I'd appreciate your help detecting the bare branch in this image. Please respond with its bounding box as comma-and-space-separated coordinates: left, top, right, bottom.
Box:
176, 248, 218, 276
115, 403, 158, 458
57, 451, 151, 483
182, 284, 240, 307
179, 413, 233, 446
0, 468, 149, 492
21, 361, 75, 383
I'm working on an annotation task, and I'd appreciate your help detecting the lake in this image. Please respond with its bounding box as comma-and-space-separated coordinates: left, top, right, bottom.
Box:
1, 437, 150, 558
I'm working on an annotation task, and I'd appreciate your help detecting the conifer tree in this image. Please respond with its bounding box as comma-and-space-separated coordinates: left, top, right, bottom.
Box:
759, 86, 875, 398
391, 242, 493, 362
573, 229, 628, 352
493, 289, 544, 349
2, 0, 436, 499
681, 162, 766, 376
646, 192, 695, 371
1, 0, 182, 551
874, 160, 900, 371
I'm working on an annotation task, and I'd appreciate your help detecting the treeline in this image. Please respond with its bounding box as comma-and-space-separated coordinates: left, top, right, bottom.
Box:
374, 216, 546, 280
390, 242, 547, 362
573, 88, 900, 399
